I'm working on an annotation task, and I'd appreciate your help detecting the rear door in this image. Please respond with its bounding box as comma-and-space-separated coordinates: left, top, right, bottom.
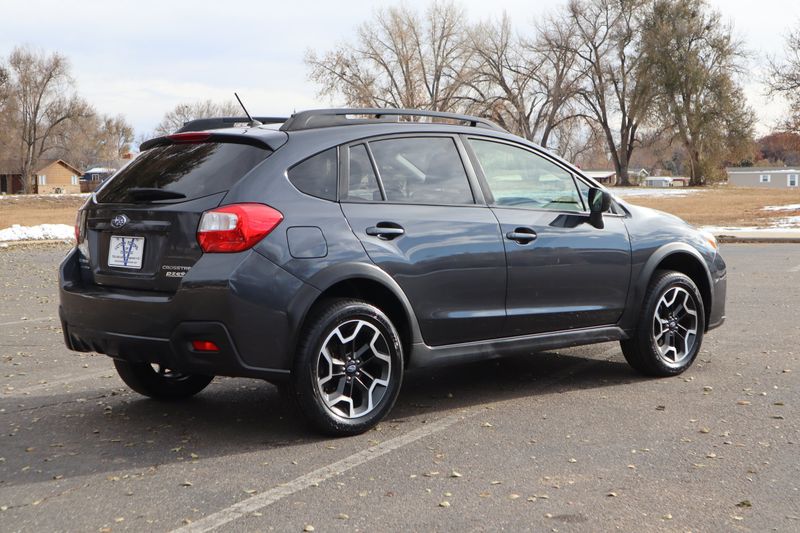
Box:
465, 137, 631, 336
340, 135, 507, 346
81, 141, 271, 292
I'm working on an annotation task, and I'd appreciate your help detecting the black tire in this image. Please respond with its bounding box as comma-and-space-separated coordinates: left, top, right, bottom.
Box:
288, 298, 404, 437
113, 359, 213, 400
621, 270, 705, 377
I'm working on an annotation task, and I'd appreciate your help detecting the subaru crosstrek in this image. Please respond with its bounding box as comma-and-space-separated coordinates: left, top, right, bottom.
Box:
59, 108, 726, 436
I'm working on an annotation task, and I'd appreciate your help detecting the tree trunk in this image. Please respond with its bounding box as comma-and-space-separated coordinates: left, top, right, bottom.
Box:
688, 147, 703, 187
616, 150, 632, 187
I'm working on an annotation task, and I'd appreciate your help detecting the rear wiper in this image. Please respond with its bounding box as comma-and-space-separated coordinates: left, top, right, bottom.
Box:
126, 188, 187, 202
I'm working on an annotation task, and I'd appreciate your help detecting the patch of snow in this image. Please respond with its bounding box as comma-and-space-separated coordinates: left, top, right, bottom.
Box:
702, 225, 800, 235
762, 203, 800, 211
774, 216, 800, 227
0, 224, 74, 242
0, 193, 89, 201
612, 187, 702, 198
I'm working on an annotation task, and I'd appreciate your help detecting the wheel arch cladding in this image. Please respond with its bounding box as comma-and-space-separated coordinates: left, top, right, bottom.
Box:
305, 277, 416, 365
651, 250, 712, 330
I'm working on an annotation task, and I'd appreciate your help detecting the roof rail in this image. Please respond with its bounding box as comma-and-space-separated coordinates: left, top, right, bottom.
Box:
176, 116, 288, 133
280, 108, 506, 132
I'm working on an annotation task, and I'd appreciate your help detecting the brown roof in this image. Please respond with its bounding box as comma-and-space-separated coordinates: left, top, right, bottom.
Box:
0, 159, 21, 175
0, 158, 82, 176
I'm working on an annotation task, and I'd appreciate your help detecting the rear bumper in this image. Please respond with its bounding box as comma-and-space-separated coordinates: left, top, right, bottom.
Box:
59, 247, 319, 379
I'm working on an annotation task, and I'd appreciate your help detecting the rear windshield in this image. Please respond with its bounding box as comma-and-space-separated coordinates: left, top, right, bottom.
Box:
95, 142, 270, 203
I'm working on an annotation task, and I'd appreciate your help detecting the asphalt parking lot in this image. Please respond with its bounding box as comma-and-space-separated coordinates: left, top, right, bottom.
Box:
1, 243, 798, 532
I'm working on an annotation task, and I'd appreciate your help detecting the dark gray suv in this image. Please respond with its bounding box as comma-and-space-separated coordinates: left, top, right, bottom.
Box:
59, 109, 726, 436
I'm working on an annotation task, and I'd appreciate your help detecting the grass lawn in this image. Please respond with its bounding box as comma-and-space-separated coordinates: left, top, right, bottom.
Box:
617, 186, 800, 227
0, 195, 86, 229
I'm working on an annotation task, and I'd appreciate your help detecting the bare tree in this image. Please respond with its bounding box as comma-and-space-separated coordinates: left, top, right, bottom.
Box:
6, 46, 91, 193
643, 0, 754, 184
463, 13, 583, 149
563, 0, 654, 186
153, 99, 241, 136
0, 64, 13, 163
54, 113, 134, 170
306, 1, 474, 112
767, 21, 800, 133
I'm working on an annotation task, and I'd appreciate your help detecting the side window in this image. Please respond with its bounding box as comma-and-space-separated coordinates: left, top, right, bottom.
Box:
575, 179, 590, 210
368, 137, 474, 205
287, 148, 337, 201
469, 139, 582, 211
345, 144, 382, 201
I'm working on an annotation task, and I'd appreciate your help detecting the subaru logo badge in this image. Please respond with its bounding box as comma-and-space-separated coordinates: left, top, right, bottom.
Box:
111, 214, 129, 229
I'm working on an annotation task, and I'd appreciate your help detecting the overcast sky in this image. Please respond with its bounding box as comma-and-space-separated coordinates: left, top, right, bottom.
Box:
2, 0, 798, 138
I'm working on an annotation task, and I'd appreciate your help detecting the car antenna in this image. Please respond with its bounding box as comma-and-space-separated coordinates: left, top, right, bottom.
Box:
234, 92, 262, 127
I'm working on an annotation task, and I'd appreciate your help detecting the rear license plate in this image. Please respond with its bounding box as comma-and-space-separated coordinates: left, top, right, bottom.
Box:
108, 236, 145, 269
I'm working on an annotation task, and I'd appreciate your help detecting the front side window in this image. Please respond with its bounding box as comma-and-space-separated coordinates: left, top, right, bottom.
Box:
469, 139, 582, 211
368, 137, 474, 205
788, 174, 798, 187
760, 174, 771, 183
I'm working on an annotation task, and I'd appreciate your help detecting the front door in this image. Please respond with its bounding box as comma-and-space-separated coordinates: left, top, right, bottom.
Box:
466, 137, 632, 337
340, 136, 507, 346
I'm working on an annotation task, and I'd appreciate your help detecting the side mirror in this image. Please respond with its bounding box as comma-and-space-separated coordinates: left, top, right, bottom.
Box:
588, 188, 611, 229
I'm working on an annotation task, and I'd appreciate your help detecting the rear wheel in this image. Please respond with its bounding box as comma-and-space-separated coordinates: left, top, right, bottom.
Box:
289, 298, 404, 436
113, 359, 213, 400
621, 270, 705, 376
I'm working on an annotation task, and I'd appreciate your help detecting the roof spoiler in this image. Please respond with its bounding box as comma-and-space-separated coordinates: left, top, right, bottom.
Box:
280, 108, 506, 132
176, 116, 288, 133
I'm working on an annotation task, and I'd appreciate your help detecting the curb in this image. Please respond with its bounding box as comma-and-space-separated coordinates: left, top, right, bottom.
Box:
0, 239, 73, 249
717, 236, 800, 244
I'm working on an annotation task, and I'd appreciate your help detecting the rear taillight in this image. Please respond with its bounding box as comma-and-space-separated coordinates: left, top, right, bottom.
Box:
74, 210, 86, 244
197, 203, 283, 253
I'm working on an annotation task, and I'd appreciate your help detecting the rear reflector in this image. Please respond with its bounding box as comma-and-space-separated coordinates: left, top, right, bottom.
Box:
197, 203, 283, 253
191, 340, 220, 352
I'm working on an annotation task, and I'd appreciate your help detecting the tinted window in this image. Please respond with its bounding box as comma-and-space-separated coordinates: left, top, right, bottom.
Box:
470, 139, 582, 211
369, 137, 473, 204
96, 143, 269, 203
287, 148, 337, 201
345, 144, 382, 201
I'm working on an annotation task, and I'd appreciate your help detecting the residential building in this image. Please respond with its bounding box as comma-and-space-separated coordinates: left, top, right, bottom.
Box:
726, 167, 800, 189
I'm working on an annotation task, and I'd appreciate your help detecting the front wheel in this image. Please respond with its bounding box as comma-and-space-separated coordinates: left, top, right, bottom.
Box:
113, 360, 213, 400
289, 298, 404, 436
621, 270, 705, 376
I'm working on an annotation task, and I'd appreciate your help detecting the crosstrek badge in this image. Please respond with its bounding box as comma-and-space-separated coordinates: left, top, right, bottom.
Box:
108, 236, 144, 269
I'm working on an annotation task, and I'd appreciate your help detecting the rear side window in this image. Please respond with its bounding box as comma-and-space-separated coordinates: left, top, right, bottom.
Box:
287, 148, 337, 201
369, 137, 474, 205
96, 143, 270, 203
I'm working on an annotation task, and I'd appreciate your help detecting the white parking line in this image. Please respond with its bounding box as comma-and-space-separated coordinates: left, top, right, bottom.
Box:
172, 347, 620, 533
173, 411, 473, 533
0, 316, 56, 327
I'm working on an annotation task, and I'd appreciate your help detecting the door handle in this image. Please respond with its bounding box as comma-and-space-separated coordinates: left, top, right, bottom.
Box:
506, 228, 537, 244
366, 224, 405, 240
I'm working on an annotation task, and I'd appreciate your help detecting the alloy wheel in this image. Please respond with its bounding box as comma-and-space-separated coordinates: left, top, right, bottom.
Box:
315, 319, 392, 419
652, 286, 699, 367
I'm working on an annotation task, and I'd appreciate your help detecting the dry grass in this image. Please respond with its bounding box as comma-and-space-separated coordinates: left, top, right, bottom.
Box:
622, 187, 800, 227
1, 187, 799, 230
0, 195, 86, 229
